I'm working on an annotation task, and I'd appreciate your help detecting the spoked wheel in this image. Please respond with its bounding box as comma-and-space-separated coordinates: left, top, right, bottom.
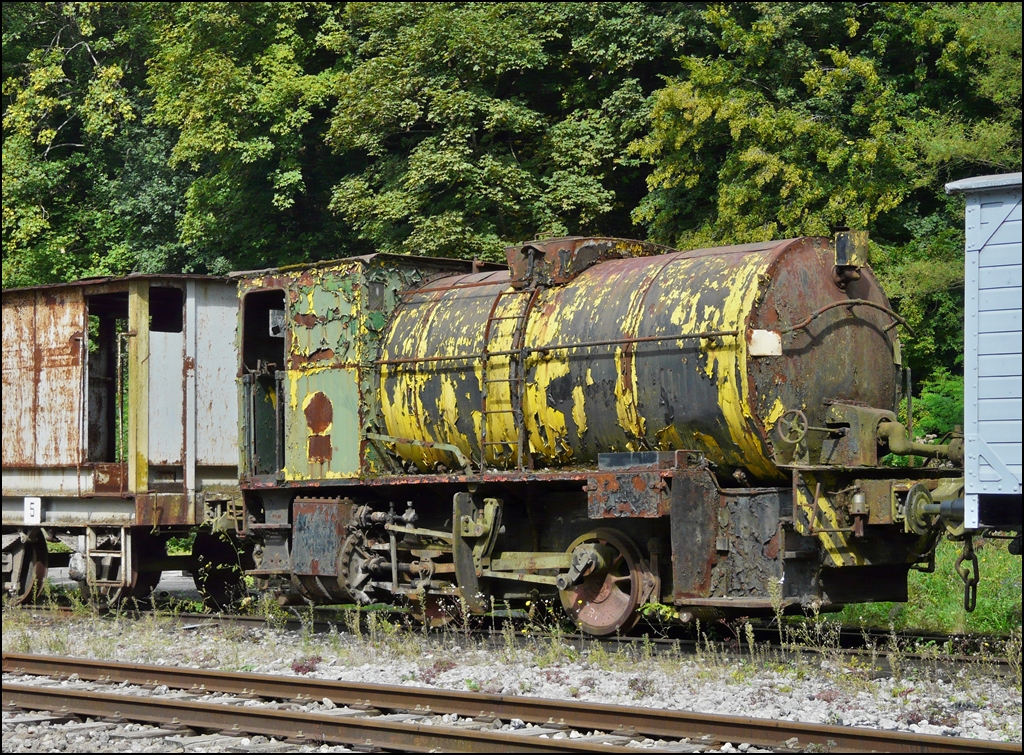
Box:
3, 534, 48, 605
775, 409, 808, 444
192, 532, 248, 610
558, 529, 645, 636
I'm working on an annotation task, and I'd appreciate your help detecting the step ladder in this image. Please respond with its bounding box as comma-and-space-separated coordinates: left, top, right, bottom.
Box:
86, 526, 130, 589
480, 286, 539, 471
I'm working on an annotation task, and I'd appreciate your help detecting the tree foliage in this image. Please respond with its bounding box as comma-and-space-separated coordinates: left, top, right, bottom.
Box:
633, 2, 1020, 377
322, 2, 682, 259
3, 2, 1021, 382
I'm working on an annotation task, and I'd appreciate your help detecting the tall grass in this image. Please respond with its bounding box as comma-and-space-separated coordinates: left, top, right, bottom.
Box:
837, 537, 1022, 635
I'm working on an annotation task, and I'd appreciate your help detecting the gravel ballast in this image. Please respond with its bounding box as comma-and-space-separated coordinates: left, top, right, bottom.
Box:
3, 597, 1021, 754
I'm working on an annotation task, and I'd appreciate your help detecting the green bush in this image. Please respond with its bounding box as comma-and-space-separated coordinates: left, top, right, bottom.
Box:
910, 367, 964, 438
837, 537, 1022, 635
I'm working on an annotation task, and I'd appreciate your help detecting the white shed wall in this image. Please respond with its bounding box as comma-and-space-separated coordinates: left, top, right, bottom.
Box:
959, 177, 1022, 511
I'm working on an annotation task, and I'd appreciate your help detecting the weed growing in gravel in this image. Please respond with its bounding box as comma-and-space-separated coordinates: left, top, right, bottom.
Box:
533, 620, 581, 668
885, 624, 909, 683
418, 656, 456, 684
627, 675, 655, 698
584, 638, 613, 671
499, 617, 521, 665
1007, 626, 1022, 690
291, 654, 322, 674
342, 606, 362, 637
244, 593, 289, 629
692, 620, 731, 681
654, 640, 685, 676
3, 621, 32, 653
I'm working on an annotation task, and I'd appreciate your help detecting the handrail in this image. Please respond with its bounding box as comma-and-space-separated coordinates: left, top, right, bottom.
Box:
376, 329, 739, 366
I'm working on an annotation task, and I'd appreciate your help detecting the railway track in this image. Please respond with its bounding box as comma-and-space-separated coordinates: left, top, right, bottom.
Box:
3, 653, 1019, 753
11, 604, 1014, 676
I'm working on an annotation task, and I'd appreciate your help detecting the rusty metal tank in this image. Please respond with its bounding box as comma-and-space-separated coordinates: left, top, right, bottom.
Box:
377, 237, 901, 480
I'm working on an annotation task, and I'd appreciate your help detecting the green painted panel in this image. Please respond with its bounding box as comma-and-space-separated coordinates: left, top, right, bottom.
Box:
289, 273, 360, 366
284, 366, 361, 480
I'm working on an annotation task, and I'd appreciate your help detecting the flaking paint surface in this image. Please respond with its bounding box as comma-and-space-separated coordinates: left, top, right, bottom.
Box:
794, 479, 865, 567
523, 352, 572, 460
701, 254, 776, 479
571, 385, 587, 439
379, 249, 783, 473
284, 367, 360, 479
379, 274, 483, 469
376, 239, 897, 480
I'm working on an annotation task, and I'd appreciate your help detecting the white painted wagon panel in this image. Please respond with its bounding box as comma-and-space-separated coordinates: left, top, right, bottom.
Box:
194, 283, 239, 466
148, 329, 185, 465
978, 262, 1021, 290
949, 173, 1022, 498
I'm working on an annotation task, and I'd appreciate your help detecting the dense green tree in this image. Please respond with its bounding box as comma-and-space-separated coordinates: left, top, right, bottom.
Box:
634, 2, 1021, 378
317, 2, 685, 259
3, 1, 1020, 390
1, 3, 201, 286
145, 1, 352, 272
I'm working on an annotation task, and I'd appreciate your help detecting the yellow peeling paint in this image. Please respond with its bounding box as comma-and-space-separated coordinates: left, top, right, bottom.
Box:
437, 374, 471, 456
795, 480, 865, 567
656, 424, 683, 450
693, 254, 780, 480
471, 409, 482, 448
524, 353, 573, 460
377, 246, 791, 476
439, 376, 459, 429
608, 259, 672, 447
764, 397, 786, 431
693, 431, 724, 459
378, 284, 468, 469
571, 385, 587, 439
613, 346, 646, 446
478, 288, 522, 465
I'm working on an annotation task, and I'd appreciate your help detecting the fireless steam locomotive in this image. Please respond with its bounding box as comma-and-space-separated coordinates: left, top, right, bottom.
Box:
4, 179, 1021, 634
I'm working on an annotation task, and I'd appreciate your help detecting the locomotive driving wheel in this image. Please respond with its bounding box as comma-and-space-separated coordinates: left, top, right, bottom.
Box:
558, 529, 645, 636
192, 532, 247, 610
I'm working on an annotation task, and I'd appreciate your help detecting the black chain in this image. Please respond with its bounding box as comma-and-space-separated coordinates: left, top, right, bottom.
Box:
954, 533, 979, 612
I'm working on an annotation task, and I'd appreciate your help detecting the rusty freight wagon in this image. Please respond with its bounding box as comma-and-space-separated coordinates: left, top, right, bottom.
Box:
2, 275, 242, 605
235, 234, 971, 635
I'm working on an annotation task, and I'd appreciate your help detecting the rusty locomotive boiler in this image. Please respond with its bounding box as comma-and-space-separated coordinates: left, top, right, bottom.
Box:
235, 233, 969, 635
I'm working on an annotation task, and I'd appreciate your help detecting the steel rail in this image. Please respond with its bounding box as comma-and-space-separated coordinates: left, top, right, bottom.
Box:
0, 682, 598, 753
3, 653, 1017, 754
